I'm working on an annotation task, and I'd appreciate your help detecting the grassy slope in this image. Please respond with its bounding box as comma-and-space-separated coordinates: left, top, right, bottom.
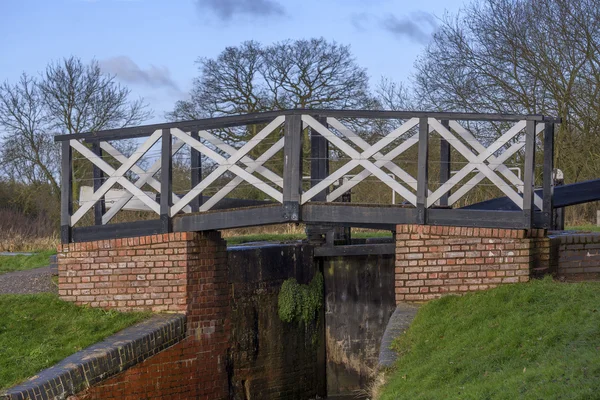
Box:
380, 278, 600, 400
0, 250, 56, 275
0, 294, 149, 390
567, 225, 600, 232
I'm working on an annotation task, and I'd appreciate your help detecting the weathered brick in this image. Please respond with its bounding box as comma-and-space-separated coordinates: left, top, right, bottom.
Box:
394, 224, 554, 303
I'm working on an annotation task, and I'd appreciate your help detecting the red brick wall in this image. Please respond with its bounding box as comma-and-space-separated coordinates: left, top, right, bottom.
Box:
57, 232, 221, 313
395, 225, 545, 303
551, 232, 600, 281
63, 231, 230, 400
75, 336, 226, 400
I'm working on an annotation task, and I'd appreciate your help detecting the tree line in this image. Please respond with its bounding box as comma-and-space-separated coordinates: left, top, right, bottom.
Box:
1, 0, 599, 229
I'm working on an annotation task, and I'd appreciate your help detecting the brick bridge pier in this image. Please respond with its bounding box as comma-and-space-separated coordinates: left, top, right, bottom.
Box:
58, 231, 231, 399
55, 225, 553, 399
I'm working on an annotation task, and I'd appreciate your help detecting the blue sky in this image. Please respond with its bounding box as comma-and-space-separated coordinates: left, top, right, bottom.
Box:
0, 0, 466, 123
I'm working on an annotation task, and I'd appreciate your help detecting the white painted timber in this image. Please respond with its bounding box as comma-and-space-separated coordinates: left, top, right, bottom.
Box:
69, 131, 162, 225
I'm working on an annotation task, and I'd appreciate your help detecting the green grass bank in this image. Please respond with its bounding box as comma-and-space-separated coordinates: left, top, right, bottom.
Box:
0, 294, 149, 390
0, 250, 56, 275
379, 278, 600, 400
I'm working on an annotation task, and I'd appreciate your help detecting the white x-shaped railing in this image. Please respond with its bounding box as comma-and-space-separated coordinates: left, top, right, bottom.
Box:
426, 118, 543, 210
169, 116, 285, 216
67, 113, 548, 227
69, 131, 163, 226
301, 115, 420, 205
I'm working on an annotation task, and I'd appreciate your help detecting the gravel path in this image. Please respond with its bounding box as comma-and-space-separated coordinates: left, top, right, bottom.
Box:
0, 265, 58, 294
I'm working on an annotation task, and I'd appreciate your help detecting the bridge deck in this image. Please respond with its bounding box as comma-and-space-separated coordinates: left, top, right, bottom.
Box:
69, 202, 541, 242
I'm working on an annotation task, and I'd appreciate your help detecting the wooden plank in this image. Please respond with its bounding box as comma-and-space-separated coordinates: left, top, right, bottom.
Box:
427, 208, 529, 229
283, 114, 303, 220
100, 139, 189, 224
314, 243, 395, 257
60, 141, 73, 243
55, 110, 558, 142
173, 205, 287, 231
439, 120, 451, 206
197, 128, 284, 188
170, 119, 285, 215
523, 120, 536, 228
72, 220, 163, 243
429, 118, 524, 208
91, 142, 105, 225
463, 178, 600, 211
199, 138, 284, 211
160, 128, 173, 232
542, 123, 555, 229
302, 203, 418, 226
310, 116, 329, 201
190, 130, 202, 213
447, 121, 544, 210
416, 117, 429, 224
69, 132, 162, 225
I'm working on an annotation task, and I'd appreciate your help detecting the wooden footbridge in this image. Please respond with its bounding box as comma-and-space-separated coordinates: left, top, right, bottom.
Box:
54, 109, 592, 244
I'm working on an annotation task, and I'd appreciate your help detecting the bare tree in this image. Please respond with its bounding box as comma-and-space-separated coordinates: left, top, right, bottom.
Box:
0, 74, 58, 193
0, 57, 152, 200
262, 38, 371, 109
40, 57, 151, 135
374, 77, 415, 111
412, 0, 600, 220
168, 38, 371, 142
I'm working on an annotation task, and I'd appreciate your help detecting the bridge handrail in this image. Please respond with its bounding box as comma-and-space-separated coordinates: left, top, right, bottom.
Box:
53, 109, 561, 142
57, 109, 560, 243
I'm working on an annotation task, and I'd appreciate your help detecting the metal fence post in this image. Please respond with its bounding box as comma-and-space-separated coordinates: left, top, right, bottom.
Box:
416, 117, 429, 224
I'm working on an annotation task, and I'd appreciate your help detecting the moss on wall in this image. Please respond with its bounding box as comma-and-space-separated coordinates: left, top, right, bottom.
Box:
278, 271, 323, 325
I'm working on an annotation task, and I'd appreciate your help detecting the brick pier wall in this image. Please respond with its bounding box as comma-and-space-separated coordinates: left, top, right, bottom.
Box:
395, 225, 546, 303
549, 232, 600, 281
59, 231, 230, 400
56, 235, 324, 400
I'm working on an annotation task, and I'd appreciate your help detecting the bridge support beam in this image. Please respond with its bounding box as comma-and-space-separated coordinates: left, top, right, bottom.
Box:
57, 231, 230, 399
395, 224, 549, 302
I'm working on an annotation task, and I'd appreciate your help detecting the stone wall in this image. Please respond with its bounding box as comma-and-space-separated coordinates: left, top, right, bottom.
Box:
550, 231, 600, 280
395, 225, 545, 302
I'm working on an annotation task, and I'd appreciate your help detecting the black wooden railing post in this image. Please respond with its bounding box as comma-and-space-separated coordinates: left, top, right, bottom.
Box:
523, 120, 536, 228
92, 142, 106, 225
310, 116, 329, 202
440, 119, 451, 207
60, 141, 73, 243
160, 128, 173, 232
307, 116, 329, 243
416, 117, 429, 224
190, 130, 203, 213
542, 121, 555, 230
283, 114, 303, 222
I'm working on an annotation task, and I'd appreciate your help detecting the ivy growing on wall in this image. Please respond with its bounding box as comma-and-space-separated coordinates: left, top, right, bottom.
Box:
277, 272, 324, 325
